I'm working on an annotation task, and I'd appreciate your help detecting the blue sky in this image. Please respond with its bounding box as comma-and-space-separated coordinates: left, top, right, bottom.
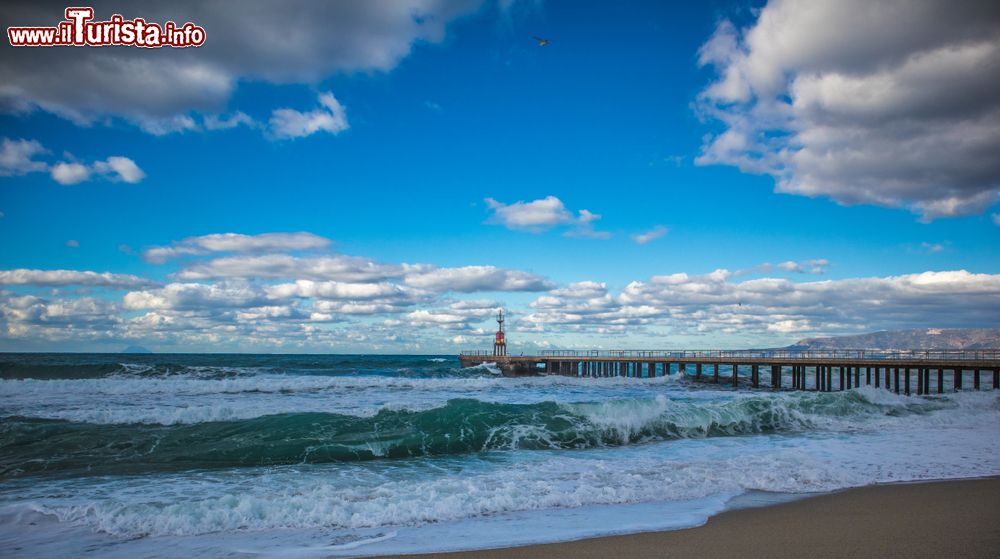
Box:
1, 0, 999, 352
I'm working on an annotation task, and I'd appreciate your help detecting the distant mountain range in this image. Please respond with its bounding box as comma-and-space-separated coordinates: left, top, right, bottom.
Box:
785, 328, 1000, 350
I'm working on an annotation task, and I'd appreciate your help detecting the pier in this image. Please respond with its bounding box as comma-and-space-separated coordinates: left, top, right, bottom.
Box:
458, 349, 1000, 392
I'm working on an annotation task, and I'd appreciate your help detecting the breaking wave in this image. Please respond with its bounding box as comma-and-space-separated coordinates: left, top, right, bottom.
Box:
2, 388, 983, 479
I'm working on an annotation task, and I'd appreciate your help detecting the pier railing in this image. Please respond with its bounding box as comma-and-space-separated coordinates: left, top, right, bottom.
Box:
461, 349, 1000, 361
539, 349, 1000, 360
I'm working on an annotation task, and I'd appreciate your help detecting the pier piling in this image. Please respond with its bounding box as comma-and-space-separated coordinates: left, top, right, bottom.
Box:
457, 349, 1000, 393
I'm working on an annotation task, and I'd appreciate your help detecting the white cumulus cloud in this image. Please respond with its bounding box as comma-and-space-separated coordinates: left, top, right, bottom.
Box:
3, 137, 144, 185
123, 282, 269, 311
50, 162, 90, 185
695, 0, 1000, 220
93, 156, 146, 183
0, 269, 155, 289
0, 138, 47, 175
266, 280, 410, 301
485, 196, 611, 237
403, 265, 553, 292
51, 157, 145, 185
203, 111, 256, 131
631, 225, 668, 245
269, 92, 349, 139
144, 232, 333, 263
0, 1, 486, 134
522, 269, 1000, 339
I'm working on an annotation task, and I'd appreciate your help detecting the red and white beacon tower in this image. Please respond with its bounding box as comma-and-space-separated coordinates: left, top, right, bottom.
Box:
493, 309, 507, 357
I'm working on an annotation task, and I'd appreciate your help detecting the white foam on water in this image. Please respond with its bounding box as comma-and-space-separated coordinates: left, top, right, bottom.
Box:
1, 364, 998, 558
1, 389, 997, 558
0, 370, 702, 424
0, 372, 995, 444
459, 361, 505, 375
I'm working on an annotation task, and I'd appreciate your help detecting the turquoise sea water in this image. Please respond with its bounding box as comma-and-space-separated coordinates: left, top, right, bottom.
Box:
1, 353, 998, 557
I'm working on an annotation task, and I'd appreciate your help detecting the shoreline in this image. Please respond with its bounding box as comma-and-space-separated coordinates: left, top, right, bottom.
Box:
374, 477, 1000, 559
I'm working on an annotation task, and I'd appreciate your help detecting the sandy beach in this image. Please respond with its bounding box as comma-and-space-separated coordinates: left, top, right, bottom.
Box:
377, 477, 1000, 559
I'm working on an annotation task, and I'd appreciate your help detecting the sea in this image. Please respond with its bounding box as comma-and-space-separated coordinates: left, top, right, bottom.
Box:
1, 353, 998, 558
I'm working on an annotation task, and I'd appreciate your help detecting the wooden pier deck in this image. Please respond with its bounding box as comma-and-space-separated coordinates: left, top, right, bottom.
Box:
458, 349, 1000, 393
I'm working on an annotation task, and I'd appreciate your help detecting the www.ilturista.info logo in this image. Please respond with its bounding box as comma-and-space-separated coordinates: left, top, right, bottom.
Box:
7, 7, 205, 48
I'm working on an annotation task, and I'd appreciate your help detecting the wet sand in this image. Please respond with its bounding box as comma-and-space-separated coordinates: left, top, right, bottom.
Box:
375, 477, 1000, 559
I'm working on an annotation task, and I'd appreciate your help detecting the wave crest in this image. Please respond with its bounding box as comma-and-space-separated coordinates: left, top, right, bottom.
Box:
3, 389, 975, 479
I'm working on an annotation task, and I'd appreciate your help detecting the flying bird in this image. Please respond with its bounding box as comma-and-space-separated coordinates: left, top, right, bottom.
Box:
533, 36, 549, 47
